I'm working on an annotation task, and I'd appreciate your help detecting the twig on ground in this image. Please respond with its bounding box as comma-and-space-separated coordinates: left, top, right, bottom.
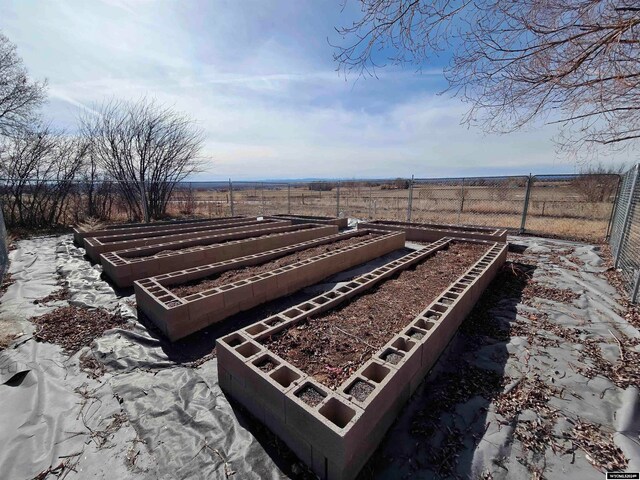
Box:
330, 325, 377, 350
607, 329, 625, 362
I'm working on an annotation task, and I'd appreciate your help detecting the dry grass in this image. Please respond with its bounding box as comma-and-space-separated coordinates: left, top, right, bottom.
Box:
11, 180, 613, 243
162, 182, 614, 242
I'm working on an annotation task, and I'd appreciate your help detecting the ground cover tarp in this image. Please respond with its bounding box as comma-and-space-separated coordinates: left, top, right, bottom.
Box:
0, 232, 638, 479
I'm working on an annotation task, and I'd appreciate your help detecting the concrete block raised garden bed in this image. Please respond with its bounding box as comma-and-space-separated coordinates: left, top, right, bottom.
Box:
73, 216, 249, 245
83, 218, 267, 262
358, 219, 507, 243
134, 229, 404, 341
266, 214, 348, 228
217, 238, 507, 480
101, 223, 338, 287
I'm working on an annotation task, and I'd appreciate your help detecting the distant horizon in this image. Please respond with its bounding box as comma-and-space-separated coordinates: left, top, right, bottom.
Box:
181, 171, 607, 183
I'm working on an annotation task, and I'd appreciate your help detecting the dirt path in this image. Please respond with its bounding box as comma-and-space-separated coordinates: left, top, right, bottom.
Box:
170, 234, 375, 297
264, 242, 489, 388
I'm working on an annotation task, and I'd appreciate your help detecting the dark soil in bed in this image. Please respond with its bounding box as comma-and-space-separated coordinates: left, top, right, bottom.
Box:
263, 242, 489, 389
169, 234, 374, 298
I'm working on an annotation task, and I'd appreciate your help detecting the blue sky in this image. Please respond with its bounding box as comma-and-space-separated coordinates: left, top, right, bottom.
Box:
0, 0, 633, 180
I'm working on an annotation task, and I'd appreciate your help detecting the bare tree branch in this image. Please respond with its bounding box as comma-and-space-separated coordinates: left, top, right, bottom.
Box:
0, 32, 47, 137
0, 125, 88, 227
334, 0, 640, 156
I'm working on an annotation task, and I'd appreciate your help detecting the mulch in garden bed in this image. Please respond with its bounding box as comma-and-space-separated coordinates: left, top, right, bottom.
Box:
264, 242, 490, 389
170, 234, 375, 298
31, 305, 130, 354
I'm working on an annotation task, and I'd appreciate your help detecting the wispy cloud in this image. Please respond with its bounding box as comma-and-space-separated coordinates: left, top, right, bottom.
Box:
1, 0, 632, 179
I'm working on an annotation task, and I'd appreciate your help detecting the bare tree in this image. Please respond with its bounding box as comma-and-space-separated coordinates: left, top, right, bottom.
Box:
78, 152, 117, 221
81, 98, 205, 222
0, 32, 47, 137
0, 125, 89, 227
334, 1, 640, 154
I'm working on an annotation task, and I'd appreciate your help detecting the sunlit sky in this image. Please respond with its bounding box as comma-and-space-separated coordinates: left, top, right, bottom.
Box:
0, 0, 633, 180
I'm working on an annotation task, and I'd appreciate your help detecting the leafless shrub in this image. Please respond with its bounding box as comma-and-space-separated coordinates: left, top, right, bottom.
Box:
571, 163, 624, 202
381, 178, 410, 189
78, 153, 117, 221
172, 183, 197, 215
81, 98, 204, 222
308, 181, 333, 191
0, 125, 89, 227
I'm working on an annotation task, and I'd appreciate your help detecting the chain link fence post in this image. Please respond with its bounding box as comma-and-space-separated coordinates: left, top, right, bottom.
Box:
228, 178, 234, 216
520, 174, 533, 234
336, 181, 340, 218
632, 270, 640, 303
407, 175, 414, 221
0, 205, 7, 286
458, 177, 465, 224
605, 175, 623, 241
614, 164, 639, 269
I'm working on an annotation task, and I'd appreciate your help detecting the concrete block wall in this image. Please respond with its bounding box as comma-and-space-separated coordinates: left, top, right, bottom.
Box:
101, 224, 338, 287
141, 231, 366, 288
358, 220, 508, 242
266, 214, 349, 229
73, 216, 249, 245
84, 218, 267, 262
217, 238, 507, 480
134, 230, 404, 341
103, 219, 291, 261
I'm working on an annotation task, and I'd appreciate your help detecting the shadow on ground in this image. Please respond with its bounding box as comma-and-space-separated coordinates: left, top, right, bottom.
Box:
352, 259, 535, 479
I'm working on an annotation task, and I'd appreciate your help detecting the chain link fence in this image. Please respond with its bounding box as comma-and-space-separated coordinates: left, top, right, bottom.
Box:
525, 174, 620, 241
0, 207, 8, 284
0, 175, 620, 241
0, 172, 631, 289
609, 164, 640, 302
410, 176, 527, 229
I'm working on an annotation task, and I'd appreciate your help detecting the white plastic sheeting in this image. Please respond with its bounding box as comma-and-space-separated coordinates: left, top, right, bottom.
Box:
0, 233, 638, 479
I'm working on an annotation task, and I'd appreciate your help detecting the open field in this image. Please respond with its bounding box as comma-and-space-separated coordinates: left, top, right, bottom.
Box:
1, 175, 619, 243
166, 177, 618, 242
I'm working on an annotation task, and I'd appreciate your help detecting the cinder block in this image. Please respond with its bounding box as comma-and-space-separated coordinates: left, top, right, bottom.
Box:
216, 240, 507, 480
265, 214, 348, 228
358, 220, 507, 243
247, 360, 306, 424
284, 391, 364, 466
74, 216, 250, 244
103, 224, 337, 287
216, 332, 261, 378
